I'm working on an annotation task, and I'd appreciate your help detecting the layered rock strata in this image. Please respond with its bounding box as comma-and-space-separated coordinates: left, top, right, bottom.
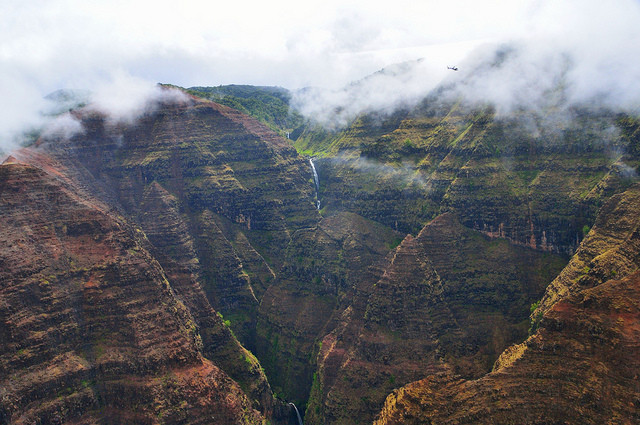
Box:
375, 270, 640, 425
305, 213, 565, 425
0, 161, 264, 423
374, 183, 640, 425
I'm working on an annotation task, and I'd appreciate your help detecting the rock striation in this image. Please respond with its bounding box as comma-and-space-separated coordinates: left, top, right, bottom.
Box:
375, 270, 640, 425
255, 212, 402, 407
304, 105, 639, 255
305, 213, 566, 425
373, 183, 640, 425
22, 90, 318, 355
536, 182, 640, 316
0, 92, 317, 424
3, 84, 640, 425
0, 161, 264, 423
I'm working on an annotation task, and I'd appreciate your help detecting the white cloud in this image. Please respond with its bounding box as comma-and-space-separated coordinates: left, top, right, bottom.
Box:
294, 0, 640, 125
41, 113, 83, 140
1, 0, 639, 148
88, 73, 189, 124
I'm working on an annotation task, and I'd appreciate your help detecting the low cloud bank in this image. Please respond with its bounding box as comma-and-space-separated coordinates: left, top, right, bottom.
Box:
2, 0, 639, 153
293, 0, 640, 128
1, 76, 188, 154
292, 59, 448, 130
88, 74, 188, 125
326, 153, 431, 192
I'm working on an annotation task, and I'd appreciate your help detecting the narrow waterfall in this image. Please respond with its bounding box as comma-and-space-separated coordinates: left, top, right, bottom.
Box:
288, 402, 304, 425
309, 158, 321, 210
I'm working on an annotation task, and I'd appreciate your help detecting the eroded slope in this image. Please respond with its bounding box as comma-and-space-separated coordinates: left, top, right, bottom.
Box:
374, 183, 640, 425
306, 213, 566, 425
0, 161, 264, 424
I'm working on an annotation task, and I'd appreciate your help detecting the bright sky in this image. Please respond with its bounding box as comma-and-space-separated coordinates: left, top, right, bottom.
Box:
1, 0, 530, 90
2, 0, 640, 146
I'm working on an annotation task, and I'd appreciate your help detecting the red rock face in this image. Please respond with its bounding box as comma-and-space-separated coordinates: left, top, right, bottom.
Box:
307, 233, 458, 424
1, 94, 322, 422
0, 161, 264, 423
537, 182, 640, 316
375, 270, 640, 425
4, 90, 638, 425
255, 212, 403, 407
305, 213, 565, 425
374, 184, 640, 425
29, 95, 318, 348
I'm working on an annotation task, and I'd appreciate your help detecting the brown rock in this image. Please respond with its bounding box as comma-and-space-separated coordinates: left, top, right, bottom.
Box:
0, 162, 264, 423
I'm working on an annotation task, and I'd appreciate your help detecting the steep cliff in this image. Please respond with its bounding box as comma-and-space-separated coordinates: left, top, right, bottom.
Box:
0, 161, 264, 424
4, 82, 639, 425
536, 182, 640, 316
305, 233, 459, 425
25, 91, 318, 346
306, 213, 566, 425
374, 183, 640, 425
0, 91, 319, 424
375, 270, 640, 425
307, 106, 639, 254
255, 212, 402, 407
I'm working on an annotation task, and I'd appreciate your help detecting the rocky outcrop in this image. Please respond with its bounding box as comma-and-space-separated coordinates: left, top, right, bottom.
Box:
313, 234, 459, 425
5, 85, 640, 425
536, 182, 640, 316
137, 182, 274, 415
308, 105, 639, 253
1, 92, 315, 423
37, 93, 318, 271
375, 270, 640, 425
306, 213, 566, 425
414, 213, 566, 375
0, 161, 264, 423
255, 212, 402, 407
373, 182, 640, 425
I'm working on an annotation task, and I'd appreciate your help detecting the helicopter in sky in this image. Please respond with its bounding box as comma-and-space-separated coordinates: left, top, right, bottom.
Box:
447, 66, 459, 71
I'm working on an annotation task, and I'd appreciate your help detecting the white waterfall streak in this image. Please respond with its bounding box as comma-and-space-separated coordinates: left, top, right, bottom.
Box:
289, 402, 304, 425
310, 158, 321, 210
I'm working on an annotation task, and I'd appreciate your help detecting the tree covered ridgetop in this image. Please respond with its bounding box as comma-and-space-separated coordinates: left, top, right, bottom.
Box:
186, 84, 306, 137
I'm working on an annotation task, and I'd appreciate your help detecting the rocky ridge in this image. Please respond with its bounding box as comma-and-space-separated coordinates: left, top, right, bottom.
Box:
373, 183, 640, 425
2, 81, 640, 425
305, 213, 566, 425
0, 92, 321, 424
304, 105, 639, 255
0, 160, 264, 424
255, 212, 402, 407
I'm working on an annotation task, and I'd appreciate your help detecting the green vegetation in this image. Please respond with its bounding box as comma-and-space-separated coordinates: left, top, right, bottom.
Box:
387, 236, 403, 250
10, 80, 639, 425
187, 85, 307, 137
530, 301, 540, 314
529, 301, 544, 335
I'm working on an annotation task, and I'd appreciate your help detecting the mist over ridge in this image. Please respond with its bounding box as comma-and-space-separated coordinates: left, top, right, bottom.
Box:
292, 34, 640, 131
3, 0, 640, 153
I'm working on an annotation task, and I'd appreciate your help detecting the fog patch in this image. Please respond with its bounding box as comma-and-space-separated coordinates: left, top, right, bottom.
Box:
41, 113, 84, 140
293, 1, 640, 130
292, 58, 448, 129
330, 152, 431, 191
87, 74, 189, 125
0, 77, 49, 153
34, 77, 189, 146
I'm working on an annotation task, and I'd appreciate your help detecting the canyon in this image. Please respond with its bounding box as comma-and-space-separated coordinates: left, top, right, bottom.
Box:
1, 84, 639, 424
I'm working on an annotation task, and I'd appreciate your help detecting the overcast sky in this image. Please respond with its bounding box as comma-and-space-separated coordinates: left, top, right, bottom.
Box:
2, 0, 640, 147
